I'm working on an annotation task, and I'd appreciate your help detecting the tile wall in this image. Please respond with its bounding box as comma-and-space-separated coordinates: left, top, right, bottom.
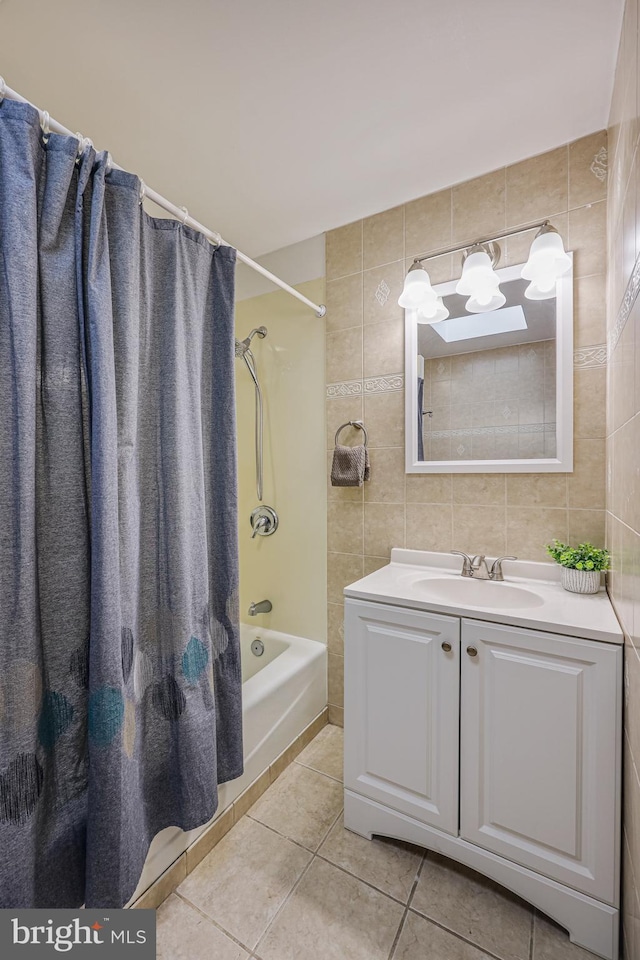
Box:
325, 133, 608, 727
607, 1, 640, 956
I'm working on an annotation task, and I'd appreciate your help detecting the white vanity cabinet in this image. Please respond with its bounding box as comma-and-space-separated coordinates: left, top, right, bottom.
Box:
344, 592, 622, 960
343, 601, 460, 835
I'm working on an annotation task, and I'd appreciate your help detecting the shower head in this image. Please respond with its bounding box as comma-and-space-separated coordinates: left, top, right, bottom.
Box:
235, 326, 267, 357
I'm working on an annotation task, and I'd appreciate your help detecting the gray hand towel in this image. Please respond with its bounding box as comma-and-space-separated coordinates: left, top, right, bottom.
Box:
331, 444, 371, 487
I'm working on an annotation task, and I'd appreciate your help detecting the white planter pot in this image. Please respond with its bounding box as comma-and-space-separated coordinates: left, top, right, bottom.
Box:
561, 567, 601, 595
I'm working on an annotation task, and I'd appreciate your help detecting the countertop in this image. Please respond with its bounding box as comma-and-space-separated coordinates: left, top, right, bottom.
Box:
344, 549, 624, 644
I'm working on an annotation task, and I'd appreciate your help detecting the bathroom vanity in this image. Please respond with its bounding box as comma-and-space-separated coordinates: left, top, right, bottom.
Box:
343, 550, 623, 960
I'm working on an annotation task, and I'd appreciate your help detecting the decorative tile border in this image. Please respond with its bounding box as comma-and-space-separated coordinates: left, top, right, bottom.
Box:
326, 374, 404, 399
574, 344, 607, 368
610, 253, 640, 354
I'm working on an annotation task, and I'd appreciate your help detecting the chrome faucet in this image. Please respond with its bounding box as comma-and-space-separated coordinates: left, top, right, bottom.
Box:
451, 552, 517, 581
248, 599, 272, 616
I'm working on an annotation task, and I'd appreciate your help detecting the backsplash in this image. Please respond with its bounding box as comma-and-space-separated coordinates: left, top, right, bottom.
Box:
325, 132, 608, 725
606, 0, 640, 955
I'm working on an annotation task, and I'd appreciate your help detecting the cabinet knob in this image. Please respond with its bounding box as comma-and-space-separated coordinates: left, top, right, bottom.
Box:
466, 645, 478, 658
441, 641, 452, 653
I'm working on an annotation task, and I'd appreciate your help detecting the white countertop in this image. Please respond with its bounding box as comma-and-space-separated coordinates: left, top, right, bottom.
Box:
344, 549, 623, 644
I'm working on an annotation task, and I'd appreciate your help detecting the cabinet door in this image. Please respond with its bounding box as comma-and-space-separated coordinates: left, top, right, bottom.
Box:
460, 618, 621, 904
344, 599, 460, 835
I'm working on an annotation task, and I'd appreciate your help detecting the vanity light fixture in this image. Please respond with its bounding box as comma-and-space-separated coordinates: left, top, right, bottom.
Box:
398, 219, 570, 313
455, 243, 506, 313
417, 296, 449, 324
398, 263, 437, 309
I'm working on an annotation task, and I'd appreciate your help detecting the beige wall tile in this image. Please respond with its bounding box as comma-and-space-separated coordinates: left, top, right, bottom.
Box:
328, 653, 344, 707
567, 509, 606, 547
232, 772, 271, 825
569, 131, 608, 209
365, 447, 405, 502
506, 474, 568, 507
506, 507, 568, 562
405, 188, 452, 257
364, 503, 405, 557
186, 807, 235, 874
405, 503, 453, 553
364, 556, 390, 574
326, 221, 362, 280
327, 552, 364, 603
328, 704, 344, 726
574, 367, 607, 439
365, 391, 405, 447
406, 473, 453, 503
328, 502, 364, 555
453, 169, 506, 242
364, 319, 404, 377
452, 474, 506, 505
363, 261, 404, 325
327, 397, 364, 450
567, 438, 606, 508
327, 602, 344, 657
452, 504, 506, 556
325, 274, 363, 332
574, 274, 606, 346
326, 326, 363, 383
568, 200, 607, 278
506, 146, 568, 227
363, 205, 404, 270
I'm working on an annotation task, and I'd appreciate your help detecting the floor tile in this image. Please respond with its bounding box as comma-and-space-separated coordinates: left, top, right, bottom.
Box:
249, 762, 343, 852
532, 913, 601, 960
156, 894, 248, 960
394, 910, 493, 960
256, 856, 404, 960
411, 852, 533, 960
319, 813, 422, 903
296, 724, 344, 781
177, 816, 311, 951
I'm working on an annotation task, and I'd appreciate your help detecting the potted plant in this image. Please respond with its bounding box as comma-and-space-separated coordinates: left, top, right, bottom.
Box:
545, 540, 610, 595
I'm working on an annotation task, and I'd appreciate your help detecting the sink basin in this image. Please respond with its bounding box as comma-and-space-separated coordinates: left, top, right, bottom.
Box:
412, 577, 545, 610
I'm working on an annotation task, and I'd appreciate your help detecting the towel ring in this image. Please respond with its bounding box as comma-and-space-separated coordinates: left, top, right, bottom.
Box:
335, 420, 368, 447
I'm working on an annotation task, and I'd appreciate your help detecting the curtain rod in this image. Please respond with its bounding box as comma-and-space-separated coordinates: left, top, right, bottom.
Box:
0, 79, 327, 319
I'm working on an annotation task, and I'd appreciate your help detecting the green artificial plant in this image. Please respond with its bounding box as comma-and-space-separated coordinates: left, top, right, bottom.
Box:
545, 540, 610, 572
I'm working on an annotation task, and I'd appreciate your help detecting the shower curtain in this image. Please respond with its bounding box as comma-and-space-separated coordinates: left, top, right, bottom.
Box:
0, 99, 243, 908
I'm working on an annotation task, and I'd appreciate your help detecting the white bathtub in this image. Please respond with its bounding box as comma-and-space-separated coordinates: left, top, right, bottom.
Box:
132, 624, 327, 899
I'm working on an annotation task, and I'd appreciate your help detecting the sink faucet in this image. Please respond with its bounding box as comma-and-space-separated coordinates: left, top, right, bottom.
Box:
249, 599, 272, 616
451, 552, 517, 581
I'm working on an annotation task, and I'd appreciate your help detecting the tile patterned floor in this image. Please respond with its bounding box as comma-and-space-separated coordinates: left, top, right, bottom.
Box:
157, 724, 599, 960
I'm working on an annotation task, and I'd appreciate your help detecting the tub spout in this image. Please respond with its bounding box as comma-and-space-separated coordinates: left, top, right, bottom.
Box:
249, 599, 272, 616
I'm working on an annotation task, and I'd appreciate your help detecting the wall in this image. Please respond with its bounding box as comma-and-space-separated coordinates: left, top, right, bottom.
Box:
607, 1, 640, 956
325, 134, 608, 726
235, 279, 327, 644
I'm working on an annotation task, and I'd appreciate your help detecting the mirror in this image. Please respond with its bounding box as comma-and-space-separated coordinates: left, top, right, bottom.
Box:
405, 259, 573, 473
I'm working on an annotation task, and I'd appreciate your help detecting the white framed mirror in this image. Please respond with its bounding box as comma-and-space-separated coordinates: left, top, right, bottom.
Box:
404, 258, 573, 473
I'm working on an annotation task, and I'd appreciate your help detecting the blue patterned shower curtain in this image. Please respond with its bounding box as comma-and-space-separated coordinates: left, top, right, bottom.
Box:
0, 100, 243, 908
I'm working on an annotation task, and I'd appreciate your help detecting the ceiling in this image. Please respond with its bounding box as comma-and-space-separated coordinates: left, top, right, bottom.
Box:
0, 0, 623, 260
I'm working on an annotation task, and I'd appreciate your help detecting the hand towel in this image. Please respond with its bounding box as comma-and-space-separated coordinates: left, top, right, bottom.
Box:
331, 443, 370, 487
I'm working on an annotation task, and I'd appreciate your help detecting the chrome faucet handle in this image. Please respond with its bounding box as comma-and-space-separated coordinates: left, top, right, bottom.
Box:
451, 551, 474, 577
490, 556, 518, 581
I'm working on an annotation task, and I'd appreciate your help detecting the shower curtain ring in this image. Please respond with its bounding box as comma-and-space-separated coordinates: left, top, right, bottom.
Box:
41, 110, 50, 135
105, 152, 113, 175
0, 77, 6, 102
139, 180, 146, 205
180, 206, 189, 225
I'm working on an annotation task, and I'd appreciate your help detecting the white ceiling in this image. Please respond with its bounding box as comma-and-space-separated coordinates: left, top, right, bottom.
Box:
0, 0, 623, 261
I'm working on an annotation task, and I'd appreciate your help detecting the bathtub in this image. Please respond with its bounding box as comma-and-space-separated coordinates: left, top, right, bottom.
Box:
132, 624, 327, 899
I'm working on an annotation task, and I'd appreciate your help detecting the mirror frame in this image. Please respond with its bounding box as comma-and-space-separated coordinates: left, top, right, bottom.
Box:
404, 257, 573, 474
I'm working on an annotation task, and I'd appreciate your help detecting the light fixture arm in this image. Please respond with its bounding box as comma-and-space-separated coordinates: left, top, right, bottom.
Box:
410, 218, 552, 267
